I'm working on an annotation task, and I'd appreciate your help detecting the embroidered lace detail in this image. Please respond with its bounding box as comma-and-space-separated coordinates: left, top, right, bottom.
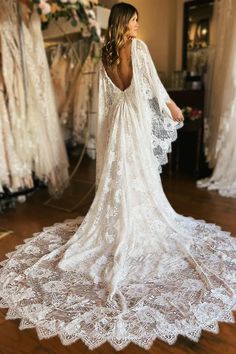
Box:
0, 38, 236, 351
197, 178, 236, 198
135, 39, 183, 172
0, 218, 236, 350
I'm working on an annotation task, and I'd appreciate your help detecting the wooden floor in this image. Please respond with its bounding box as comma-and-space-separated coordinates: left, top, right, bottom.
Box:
0, 156, 236, 354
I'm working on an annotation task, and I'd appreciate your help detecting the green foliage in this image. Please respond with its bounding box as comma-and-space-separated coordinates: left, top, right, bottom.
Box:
30, 1, 100, 41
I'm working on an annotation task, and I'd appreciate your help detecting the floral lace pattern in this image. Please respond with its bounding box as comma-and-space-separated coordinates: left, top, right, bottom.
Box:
0, 217, 236, 350
137, 40, 183, 172
1, 38, 236, 351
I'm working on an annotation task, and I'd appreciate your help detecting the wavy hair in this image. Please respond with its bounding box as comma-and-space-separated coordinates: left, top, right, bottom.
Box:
102, 2, 138, 67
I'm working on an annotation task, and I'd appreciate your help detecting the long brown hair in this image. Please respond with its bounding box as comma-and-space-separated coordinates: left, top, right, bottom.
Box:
102, 2, 138, 67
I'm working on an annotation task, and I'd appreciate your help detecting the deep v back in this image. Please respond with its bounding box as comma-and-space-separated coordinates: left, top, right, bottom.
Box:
103, 39, 133, 92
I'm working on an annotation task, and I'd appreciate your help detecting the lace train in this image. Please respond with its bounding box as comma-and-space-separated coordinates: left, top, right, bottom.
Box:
197, 177, 236, 198
0, 217, 236, 350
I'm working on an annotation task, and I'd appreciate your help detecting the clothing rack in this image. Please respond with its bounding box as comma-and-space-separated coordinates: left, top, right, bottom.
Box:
0, 2, 39, 212
0, 8, 99, 213
43, 83, 96, 213
43, 28, 100, 212
0, 181, 42, 214
0, 226, 13, 240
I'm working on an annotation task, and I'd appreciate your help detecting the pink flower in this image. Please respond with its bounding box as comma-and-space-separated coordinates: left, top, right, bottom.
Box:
38, 0, 51, 15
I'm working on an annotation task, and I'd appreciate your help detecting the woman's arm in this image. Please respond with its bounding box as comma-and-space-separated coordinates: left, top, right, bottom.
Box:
166, 99, 184, 122
140, 40, 184, 123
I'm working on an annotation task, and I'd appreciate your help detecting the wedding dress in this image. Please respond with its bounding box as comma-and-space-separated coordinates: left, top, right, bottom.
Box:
0, 38, 236, 351
0, 67, 32, 192
0, 68, 10, 191
49, 39, 99, 155
50, 45, 70, 116
197, 0, 236, 197
0, 2, 69, 195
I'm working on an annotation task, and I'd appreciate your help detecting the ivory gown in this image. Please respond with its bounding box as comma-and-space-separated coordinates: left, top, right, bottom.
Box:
0, 38, 236, 351
197, 0, 236, 198
0, 2, 69, 195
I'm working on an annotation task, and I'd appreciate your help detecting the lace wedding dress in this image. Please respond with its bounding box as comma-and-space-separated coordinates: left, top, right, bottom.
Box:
0, 38, 236, 351
197, 0, 236, 197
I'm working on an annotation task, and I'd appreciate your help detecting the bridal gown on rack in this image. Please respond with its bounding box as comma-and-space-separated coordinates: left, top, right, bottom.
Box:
0, 38, 236, 351
0, 2, 69, 195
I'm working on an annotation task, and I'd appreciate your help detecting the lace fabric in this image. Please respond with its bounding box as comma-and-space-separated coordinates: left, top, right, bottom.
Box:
95, 39, 183, 187
0, 217, 236, 350
0, 2, 69, 195
0, 38, 236, 351
198, 0, 236, 197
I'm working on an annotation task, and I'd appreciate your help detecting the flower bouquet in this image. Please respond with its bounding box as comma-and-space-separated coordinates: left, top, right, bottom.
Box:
181, 106, 203, 121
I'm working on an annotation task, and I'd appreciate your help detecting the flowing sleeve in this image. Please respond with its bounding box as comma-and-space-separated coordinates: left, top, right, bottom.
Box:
142, 41, 172, 104
134, 39, 183, 171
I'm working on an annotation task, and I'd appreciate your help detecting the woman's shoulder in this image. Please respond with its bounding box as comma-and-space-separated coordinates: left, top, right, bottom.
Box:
134, 38, 146, 45
133, 38, 148, 51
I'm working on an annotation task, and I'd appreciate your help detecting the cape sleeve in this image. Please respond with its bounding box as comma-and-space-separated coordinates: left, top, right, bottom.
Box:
134, 39, 183, 171
139, 40, 172, 104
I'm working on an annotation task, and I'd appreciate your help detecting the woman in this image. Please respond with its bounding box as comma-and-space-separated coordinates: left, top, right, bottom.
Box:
0, 2, 236, 351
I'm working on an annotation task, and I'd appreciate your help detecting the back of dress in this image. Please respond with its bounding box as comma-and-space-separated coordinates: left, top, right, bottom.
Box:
96, 38, 183, 186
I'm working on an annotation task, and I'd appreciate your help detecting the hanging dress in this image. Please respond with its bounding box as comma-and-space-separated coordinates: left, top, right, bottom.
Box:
0, 1, 69, 195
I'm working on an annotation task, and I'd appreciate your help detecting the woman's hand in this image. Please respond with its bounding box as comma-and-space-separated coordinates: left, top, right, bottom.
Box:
166, 100, 184, 122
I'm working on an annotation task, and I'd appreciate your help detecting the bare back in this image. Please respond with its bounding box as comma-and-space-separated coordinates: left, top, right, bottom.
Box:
103, 39, 133, 92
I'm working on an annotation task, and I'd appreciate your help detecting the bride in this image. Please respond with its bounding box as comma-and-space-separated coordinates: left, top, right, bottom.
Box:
0, 2, 236, 351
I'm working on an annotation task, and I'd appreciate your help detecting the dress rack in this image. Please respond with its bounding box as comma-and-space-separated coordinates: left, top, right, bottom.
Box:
43, 23, 99, 212
0, 2, 39, 213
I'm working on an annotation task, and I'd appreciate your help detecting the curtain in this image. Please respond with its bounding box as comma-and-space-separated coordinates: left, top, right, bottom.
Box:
197, 0, 236, 197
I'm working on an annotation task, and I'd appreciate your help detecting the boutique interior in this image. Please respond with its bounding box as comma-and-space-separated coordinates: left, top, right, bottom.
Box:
0, 1, 236, 354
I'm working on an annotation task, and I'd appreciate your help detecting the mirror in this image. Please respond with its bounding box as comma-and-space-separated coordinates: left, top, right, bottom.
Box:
183, 0, 214, 79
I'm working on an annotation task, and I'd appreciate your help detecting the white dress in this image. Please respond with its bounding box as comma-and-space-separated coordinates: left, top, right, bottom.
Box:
197, 0, 236, 198
0, 2, 69, 195
0, 38, 236, 351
